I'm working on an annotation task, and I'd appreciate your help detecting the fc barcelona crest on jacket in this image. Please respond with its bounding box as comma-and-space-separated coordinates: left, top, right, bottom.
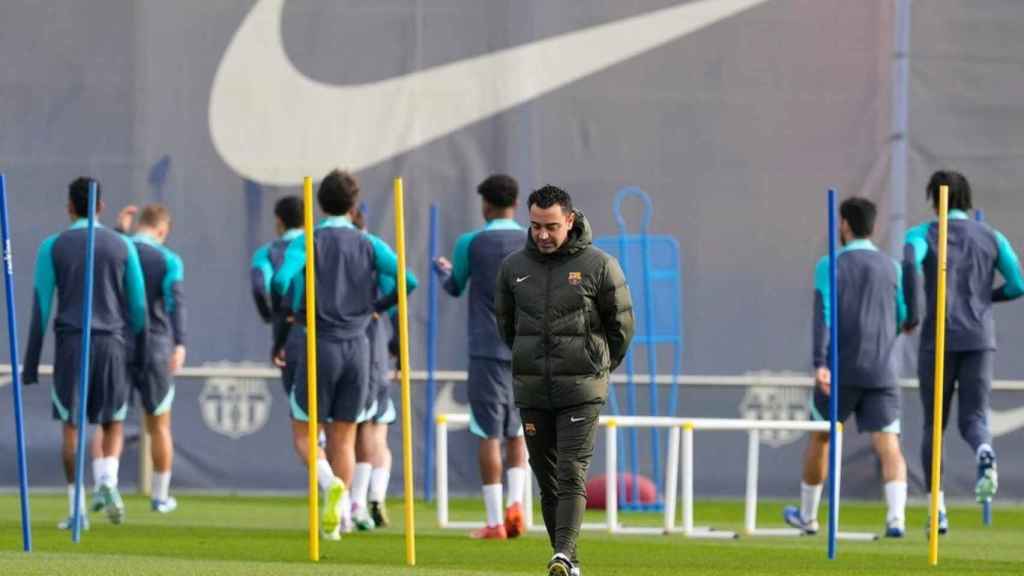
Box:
567, 271, 582, 285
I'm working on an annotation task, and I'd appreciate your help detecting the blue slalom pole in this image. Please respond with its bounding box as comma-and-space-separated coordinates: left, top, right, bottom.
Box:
71, 182, 98, 543
424, 203, 439, 501
0, 174, 32, 551
974, 209, 993, 527
827, 189, 839, 559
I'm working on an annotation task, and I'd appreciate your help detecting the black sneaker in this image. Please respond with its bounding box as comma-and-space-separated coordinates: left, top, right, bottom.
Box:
548, 553, 575, 576
369, 500, 390, 528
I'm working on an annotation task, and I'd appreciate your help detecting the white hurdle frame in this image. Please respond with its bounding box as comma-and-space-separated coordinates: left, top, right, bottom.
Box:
436, 413, 876, 540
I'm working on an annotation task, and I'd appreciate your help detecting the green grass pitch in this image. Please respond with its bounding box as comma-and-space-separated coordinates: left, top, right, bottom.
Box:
1, 493, 1021, 575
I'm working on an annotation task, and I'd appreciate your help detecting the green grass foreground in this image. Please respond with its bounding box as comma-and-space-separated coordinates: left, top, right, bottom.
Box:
1, 493, 1022, 575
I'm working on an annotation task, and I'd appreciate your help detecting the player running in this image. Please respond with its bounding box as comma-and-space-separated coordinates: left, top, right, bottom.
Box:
349, 206, 397, 531
251, 196, 345, 519
903, 170, 1023, 534
783, 197, 910, 538
23, 177, 148, 530
433, 174, 529, 539
90, 204, 185, 514
272, 170, 416, 539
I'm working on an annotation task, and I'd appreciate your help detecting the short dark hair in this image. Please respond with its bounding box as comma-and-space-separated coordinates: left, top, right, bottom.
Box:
527, 185, 573, 214
274, 196, 304, 229
317, 169, 359, 216
839, 197, 876, 239
477, 174, 518, 208
69, 177, 101, 217
138, 203, 172, 229
926, 170, 972, 212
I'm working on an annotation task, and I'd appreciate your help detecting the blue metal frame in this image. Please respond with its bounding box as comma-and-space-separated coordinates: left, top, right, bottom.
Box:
425, 203, 439, 500
595, 187, 684, 511
0, 174, 32, 551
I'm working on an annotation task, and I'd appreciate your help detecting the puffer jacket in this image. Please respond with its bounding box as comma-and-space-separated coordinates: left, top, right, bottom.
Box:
496, 210, 634, 409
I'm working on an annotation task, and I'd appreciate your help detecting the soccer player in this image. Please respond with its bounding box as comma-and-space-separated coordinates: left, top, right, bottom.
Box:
349, 206, 396, 531
272, 170, 417, 538
903, 170, 1023, 533
251, 195, 304, 375
433, 174, 530, 540
22, 177, 148, 530
496, 185, 634, 576
783, 197, 910, 537
90, 204, 186, 513
251, 196, 342, 512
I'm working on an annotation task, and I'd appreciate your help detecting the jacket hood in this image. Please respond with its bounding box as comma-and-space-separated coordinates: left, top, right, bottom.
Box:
525, 209, 592, 260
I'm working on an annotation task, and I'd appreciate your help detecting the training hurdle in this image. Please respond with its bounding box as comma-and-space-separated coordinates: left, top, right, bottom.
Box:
435, 413, 876, 540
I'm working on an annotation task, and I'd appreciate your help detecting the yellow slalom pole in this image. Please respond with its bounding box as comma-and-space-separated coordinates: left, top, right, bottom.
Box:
394, 177, 416, 566
928, 184, 949, 566
303, 176, 320, 562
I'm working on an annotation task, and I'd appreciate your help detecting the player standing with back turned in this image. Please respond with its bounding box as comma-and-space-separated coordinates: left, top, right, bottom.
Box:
433, 174, 530, 540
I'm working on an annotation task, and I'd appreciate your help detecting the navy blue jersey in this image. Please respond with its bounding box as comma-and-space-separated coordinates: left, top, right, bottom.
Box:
250, 228, 302, 323
272, 216, 417, 339
252, 228, 302, 353
438, 218, 525, 360
813, 239, 906, 389
130, 233, 185, 347
23, 219, 147, 382
903, 210, 1024, 351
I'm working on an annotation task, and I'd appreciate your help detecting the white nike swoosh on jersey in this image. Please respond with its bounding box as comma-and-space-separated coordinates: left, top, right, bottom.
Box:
516, 276, 530, 283
570, 416, 585, 423
209, 0, 768, 185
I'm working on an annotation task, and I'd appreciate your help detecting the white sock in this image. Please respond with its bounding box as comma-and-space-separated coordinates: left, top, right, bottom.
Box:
316, 458, 336, 492
483, 483, 503, 528
101, 457, 120, 488
369, 467, 390, 503
352, 463, 372, 510
506, 467, 527, 507
152, 471, 172, 502
800, 482, 823, 523
977, 443, 994, 459
67, 484, 85, 517
92, 459, 104, 488
341, 491, 352, 522
929, 491, 947, 513
884, 481, 907, 526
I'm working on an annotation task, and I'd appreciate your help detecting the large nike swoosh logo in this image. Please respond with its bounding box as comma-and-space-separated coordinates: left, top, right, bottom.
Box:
209, 0, 768, 185
990, 405, 1024, 437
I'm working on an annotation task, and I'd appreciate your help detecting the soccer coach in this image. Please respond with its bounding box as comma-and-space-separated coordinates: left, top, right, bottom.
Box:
496, 185, 634, 576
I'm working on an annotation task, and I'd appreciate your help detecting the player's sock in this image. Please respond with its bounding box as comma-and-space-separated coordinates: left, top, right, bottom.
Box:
341, 490, 353, 525
316, 458, 336, 492
483, 483, 503, 528
506, 466, 527, 507
884, 481, 907, 527
369, 467, 390, 503
352, 463, 372, 510
67, 484, 85, 517
152, 471, 172, 502
977, 443, 994, 459
928, 490, 947, 513
800, 482, 822, 524
92, 458, 104, 488
99, 457, 120, 488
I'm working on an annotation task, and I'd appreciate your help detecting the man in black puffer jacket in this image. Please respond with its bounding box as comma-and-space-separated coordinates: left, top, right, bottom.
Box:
496, 185, 634, 576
